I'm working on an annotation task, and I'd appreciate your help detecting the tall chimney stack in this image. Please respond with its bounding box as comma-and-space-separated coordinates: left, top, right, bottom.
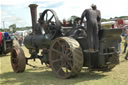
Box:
29, 4, 38, 32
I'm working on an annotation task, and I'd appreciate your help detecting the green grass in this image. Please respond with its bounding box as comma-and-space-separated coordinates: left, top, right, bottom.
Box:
0, 45, 128, 85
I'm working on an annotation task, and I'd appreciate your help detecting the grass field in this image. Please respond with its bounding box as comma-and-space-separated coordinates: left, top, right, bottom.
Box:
0, 43, 128, 85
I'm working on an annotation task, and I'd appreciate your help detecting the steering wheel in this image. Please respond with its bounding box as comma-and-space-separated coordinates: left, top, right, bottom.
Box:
39, 9, 61, 39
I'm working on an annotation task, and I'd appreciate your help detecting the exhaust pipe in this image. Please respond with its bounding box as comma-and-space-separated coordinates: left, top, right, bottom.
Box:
29, 4, 38, 33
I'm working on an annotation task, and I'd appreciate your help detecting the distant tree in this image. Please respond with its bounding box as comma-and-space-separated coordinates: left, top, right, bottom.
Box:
9, 24, 16, 33
68, 16, 79, 22
101, 18, 108, 22
66, 15, 80, 25
114, 16, 118, 19
109, 17, 112, 20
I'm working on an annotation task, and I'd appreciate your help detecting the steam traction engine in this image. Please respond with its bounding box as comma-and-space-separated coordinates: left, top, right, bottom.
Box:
10, 4, 122, 79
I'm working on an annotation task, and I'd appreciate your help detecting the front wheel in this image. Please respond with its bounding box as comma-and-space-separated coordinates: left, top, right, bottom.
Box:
11, 47, 26, 73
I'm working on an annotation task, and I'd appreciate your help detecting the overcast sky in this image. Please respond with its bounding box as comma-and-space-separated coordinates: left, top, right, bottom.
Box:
0, 0, 128, 28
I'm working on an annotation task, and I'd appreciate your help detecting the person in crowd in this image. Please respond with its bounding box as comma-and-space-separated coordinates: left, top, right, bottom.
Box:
4, 32, 9, 40
69, 20, 73, 26
121, 28, 127, 54
0, 32, 3, 46
18, 36, 23, 46
63, 19, 67, 26
122, 28, 128, 60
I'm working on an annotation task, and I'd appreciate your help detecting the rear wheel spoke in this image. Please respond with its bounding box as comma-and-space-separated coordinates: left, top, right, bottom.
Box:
66, 51, 72, 56
66, 61, 72, 68
56, 62, 65, 73
51, 58, 61, 63
66, 66, 69, 74
51, 48, 61, 54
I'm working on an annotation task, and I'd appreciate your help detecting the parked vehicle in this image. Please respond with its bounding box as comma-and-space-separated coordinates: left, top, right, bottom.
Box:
0, 32, 13, 55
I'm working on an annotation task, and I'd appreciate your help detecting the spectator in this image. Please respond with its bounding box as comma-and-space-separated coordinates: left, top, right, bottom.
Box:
4, 32, 9, 40
18, 36, 23, 46
0, 32, 3, 46
122, 28, 128, 60
122, 28, 128, 54
69, 20, 73, 26
112, 24, 115, 29
63, 19, 67, 26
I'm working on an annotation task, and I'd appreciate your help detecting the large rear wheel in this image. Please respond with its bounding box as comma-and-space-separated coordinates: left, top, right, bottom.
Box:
49, 37, 83, 79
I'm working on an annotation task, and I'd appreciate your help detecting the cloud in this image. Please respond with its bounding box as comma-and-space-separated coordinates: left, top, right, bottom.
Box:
1, 0, 24, 5
0, 0, 128, 28
1, 10, 31, 28
39, 1, 64, 8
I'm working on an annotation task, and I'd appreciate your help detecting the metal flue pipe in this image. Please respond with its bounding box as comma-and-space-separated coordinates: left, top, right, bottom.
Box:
29, 4, 38, 33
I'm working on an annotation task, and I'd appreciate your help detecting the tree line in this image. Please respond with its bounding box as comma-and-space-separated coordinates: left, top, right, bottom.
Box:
0, 24, 31, 33
0, 16, 127, 32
